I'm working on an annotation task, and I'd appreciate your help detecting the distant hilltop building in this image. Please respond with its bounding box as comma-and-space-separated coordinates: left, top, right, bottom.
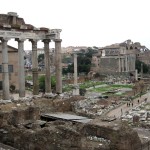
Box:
62, 46, 87, 53
91, 39, 149, 76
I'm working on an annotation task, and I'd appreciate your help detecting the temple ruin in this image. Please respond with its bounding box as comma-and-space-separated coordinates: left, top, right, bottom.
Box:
0, 12, 62, 100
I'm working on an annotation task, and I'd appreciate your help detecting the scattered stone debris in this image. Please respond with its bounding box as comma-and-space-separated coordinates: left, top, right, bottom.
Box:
0, 94, 148, 150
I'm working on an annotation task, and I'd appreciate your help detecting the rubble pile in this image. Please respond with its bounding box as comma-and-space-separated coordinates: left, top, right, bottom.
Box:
53, 96, 84, 112
73, 97, 120, 118
0, 95, 145, 150
121, 101, 150, 126
0, 122, 82, 150
0, 106, 40, 127
82, 122, 141, 150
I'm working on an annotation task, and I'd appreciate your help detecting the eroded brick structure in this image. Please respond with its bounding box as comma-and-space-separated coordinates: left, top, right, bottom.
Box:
91, 39, 150, 77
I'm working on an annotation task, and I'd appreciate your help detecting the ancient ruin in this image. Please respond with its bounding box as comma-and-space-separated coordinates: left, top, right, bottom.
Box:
0, 12, 150, 150
91, 39, 149, 76
0, 12, 62, 100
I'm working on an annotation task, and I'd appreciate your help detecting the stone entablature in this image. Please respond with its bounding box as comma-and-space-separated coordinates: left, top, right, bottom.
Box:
0, 29, 61, 41
104, 48, 120, 56
0, 30, 44, 40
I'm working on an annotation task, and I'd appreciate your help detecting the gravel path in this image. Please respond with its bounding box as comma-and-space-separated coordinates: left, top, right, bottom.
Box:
106, 92, 150, 118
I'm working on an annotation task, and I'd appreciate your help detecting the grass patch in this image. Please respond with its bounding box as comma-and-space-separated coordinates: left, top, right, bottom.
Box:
63, 84, 74, 92
62, 81, 105, 92
111, 84, 133, 88
90, 84, 133, 94
25, 75, 32, 81
79, 81, 104, 89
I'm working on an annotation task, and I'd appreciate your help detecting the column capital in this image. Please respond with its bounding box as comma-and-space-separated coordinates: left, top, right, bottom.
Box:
54, 39, 62, 42
0, 37, 10, 42
29, 39, 39, 43
15, 38, 25, 42
30, 39, 38, 51
42, 39, 51, 44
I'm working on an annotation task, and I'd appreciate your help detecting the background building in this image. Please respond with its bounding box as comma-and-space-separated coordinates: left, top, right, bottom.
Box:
0, 44, 19, 90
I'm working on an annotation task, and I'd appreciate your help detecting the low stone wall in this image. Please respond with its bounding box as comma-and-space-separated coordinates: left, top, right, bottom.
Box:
0, 106, 40, 127
82, 122, 141, 150
0, 123, 82, 150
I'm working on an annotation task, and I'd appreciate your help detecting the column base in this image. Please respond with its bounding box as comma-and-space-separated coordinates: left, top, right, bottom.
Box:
0, 99, 11, 104
73, 89, 79, 96
33, 94, 42, 99
44, 93, 57, 98
18, 96, 32, 101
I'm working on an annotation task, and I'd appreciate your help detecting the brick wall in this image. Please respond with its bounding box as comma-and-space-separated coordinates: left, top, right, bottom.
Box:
100, 57, 119, 74
0, 45, 19, 90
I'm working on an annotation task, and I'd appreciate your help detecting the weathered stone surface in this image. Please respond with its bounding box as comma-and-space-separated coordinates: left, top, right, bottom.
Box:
0, 112, 9, 127
7, 106, 40, 126
0, 106, 40, 127
0, 98, 144, 150
53, 96, 84, 112
0, 123, 82, 150
82, 122, 141, 150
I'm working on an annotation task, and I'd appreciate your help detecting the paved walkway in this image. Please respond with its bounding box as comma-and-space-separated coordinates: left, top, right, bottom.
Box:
106, 92, 150, 118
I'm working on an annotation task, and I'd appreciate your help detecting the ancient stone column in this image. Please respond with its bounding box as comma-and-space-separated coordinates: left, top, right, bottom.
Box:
1, 38, 10, 100
16, 38, 25, 97
125, 55, 128, 72
133, 56, 136, 71
141, 63, 143, 78
55, 39, 62, 94
43, 39, 51, 93
118, 57, 121, 72
129, 55, 132, 71
74, 53, 78, 85
73, 53, 79, 95
135, 69, 138, 81
30, 39, 39, 95
121, 58, 123, 72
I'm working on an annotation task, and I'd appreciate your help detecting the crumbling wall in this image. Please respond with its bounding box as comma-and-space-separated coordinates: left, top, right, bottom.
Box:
8, 106, 40, 126
0, 106, 40, 127
0, 14, 25, 26
0, 112, 10, 127
82, 122, 141, 150
0, 123, 82, 150
53, 96, 84, 112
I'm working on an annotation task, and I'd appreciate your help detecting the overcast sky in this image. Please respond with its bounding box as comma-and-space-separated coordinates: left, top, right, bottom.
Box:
1, 0, 150, 49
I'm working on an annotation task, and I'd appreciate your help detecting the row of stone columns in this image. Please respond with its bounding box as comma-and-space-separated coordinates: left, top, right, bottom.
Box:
118, 56, 135, 72
1, 37, 62, 100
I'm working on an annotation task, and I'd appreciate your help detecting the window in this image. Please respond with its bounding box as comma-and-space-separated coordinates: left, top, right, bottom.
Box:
0, 81, 2, 90
0, 65, 13, 73
8, 65, 13, 73
0, 65, 2, 73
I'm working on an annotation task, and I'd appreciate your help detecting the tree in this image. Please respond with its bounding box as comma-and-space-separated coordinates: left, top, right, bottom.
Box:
62, 55, 73, 64
38, 54, 44, 63
39, 75, 56, 92
138, 80, 145, 96
79, 88, 86, 96
132, 84, 138, 96
135, 60, 149, 73
63, 47, 98, 75
39, 75, 45, 92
